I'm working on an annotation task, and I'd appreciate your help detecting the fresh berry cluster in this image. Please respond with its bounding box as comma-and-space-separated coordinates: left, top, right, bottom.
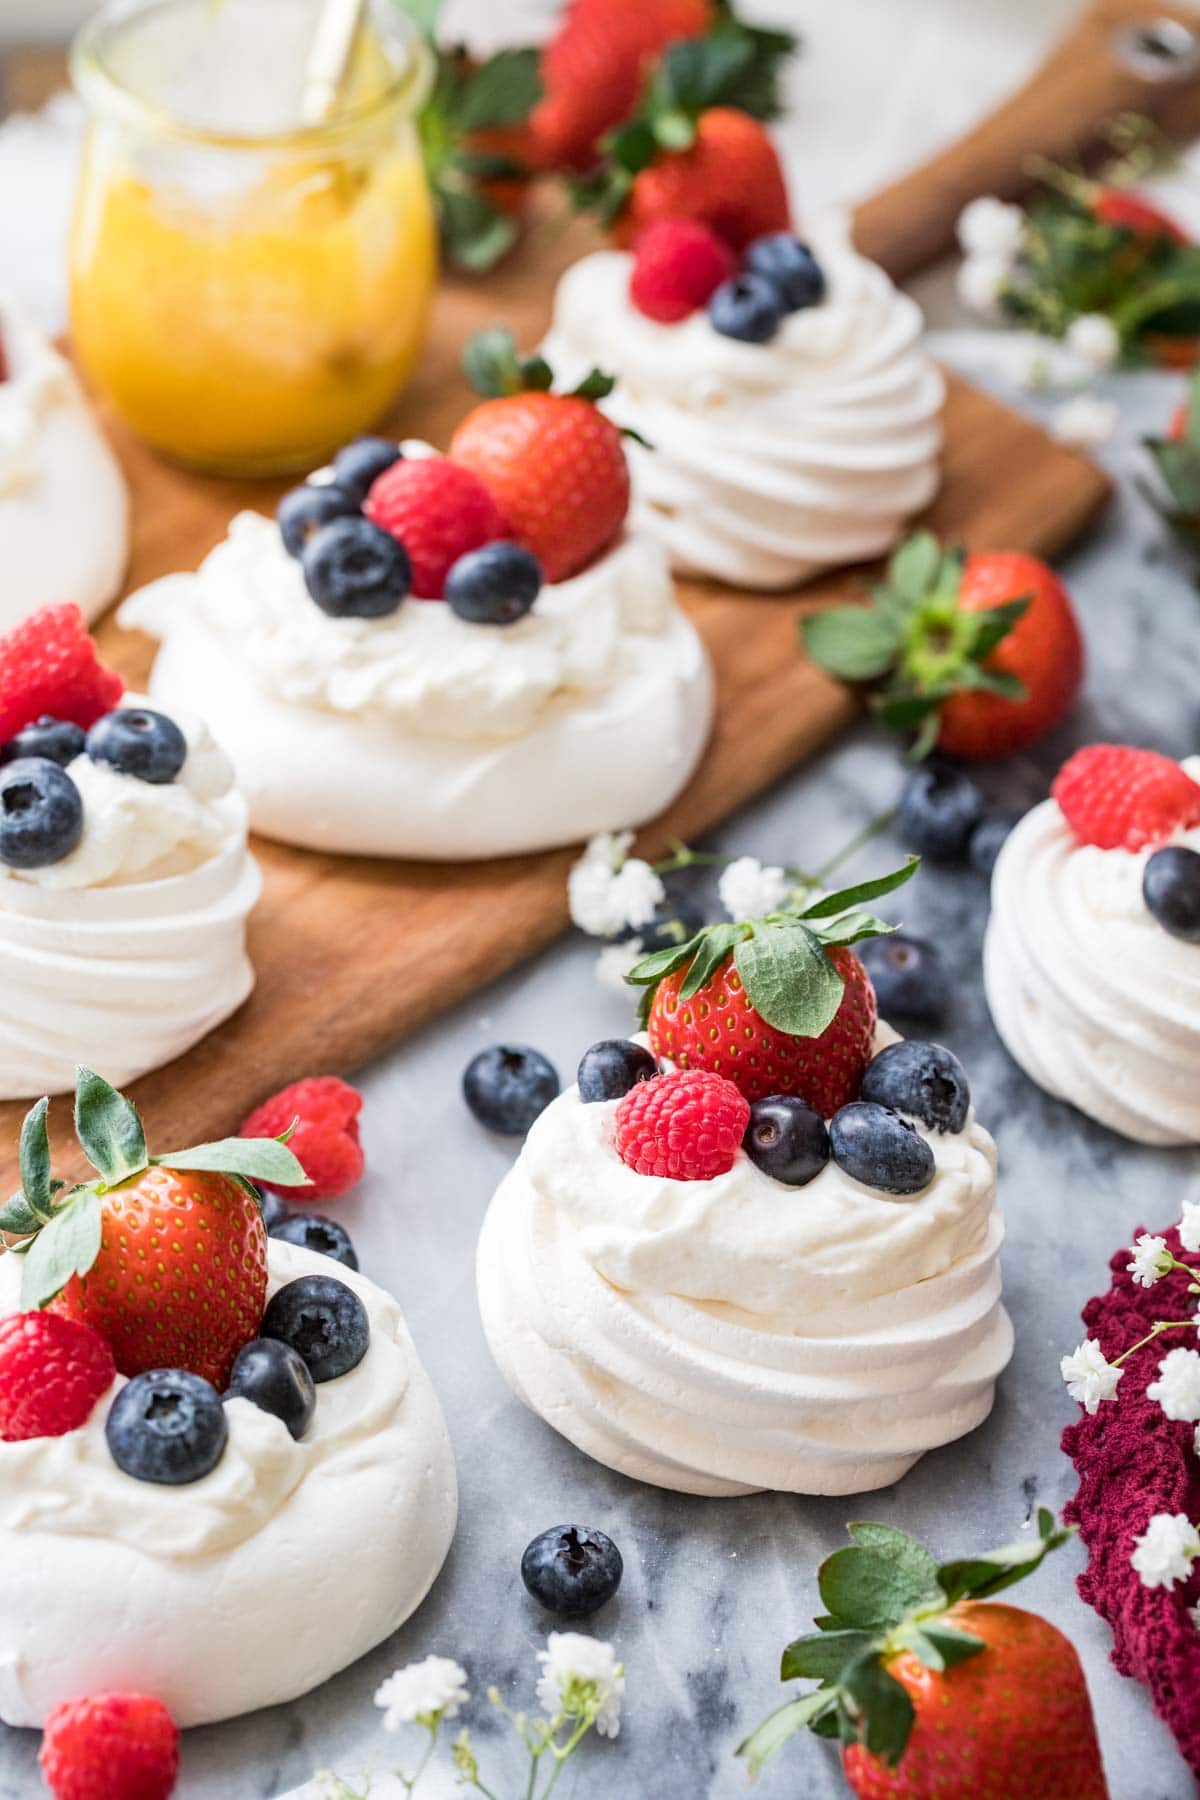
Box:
629, 219, 825, 342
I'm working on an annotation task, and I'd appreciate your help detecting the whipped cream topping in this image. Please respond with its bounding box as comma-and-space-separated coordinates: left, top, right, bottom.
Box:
984, 756, 1200, 1145
477, 1032, 1011, 1497
0, 1238, 458, 1728
542, 218, 944, 590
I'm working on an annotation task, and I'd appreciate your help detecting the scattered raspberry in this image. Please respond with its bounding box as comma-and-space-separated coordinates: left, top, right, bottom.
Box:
1052, 744, 1200, 851
0, 1310, 115, 1441
614, 1067, 749, 1181
241, 1075, 365, 1200
0, 605, 124, 745
629, 218, 736, 323
40, 1693, 179, 1800
363, 457, 507, 599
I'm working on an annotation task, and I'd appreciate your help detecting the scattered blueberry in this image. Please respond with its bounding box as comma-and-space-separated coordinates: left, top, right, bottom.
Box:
261, 1274, 370, 1383
0, 716, 85, 769
331, 436, 403, 505
743, 1094, 830, 1186
255, 1185, 290, 1232
860, 1040, 970, 1134
463, 1045, 560, 1134
745, 234, 826, 311
968, 812, 1020, 879
858, 935, 949, 1028
897, 762, 986, 862
616, 896, 705, 954
301, 516, 410, 619
277, 481, 360, 557
521, 1525, 623, 1618
269, 1211, 358, 1270
86, 708, 187, 785
829, 1101, 935, 1195
0, 758, 83, 868
445, 541, 543, 626
225, 1337, 316, 1441
708, 273, 784, 344
1143, 844, 1200, 942
577, 1039, 659, 1103
106, 1368, 228, 1484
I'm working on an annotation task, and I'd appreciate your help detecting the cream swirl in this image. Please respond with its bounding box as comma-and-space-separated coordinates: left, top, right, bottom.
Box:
541, 218, 944, 591
477, 1038, 1011, 1497
0, 1239, 458, 1729
983, 757, 1200, 1145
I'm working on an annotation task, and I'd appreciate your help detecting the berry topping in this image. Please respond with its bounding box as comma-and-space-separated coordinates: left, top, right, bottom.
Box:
364, 455, 506, 599
708, 272, 784, 343
444, 540, 543, 626
897, 761, 986, 862
0, 758, 83, 868
0, 603, 123, 743
742, 1094, 830, 1186
86, 707, 187, 786
1143, 844, 1200, 941
463, 1044, 560, 1134
106, 1367, 228, 1485
521, 1524, 624, 1618
301, 516, 411, 619
0, 1311, 115, 1441
0, 715, 85, 768
269, 1211, 358, 1269
614, 1067, 749, 1181
859, 1039, 971, 1134
276, 480, 359, 558
241, 1076, 365, 1200
968, 810, 1019, 878
1052, 743, 1200, 851
331, 435, 403, 504
40, 1693, 180, 1800
577, 1038, 659, 1104
828, 1100, 935, 1195
629, 217, 736, 323
225, 1336, 316, 1441
744, 233, 825, 310
261, 1273, 370, 1383
857, 934, 949, 1028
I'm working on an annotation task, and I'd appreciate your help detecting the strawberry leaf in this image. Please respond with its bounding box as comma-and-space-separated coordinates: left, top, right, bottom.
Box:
0, 1191, 44, 1237
452, 47, 541, 133
20, 1188, 103, 1309
18, 1096, 54, 1224
802, 607, 903, 681
968, 595, 1031, 660
893, 1620, 985, 1672
780, 1630, 875, 1683
74, 1069, 147, 1188
842, 1657, 915, 1765
887, 530, 944, 608
626, 934, 705, 987
733, 922, 843, 1038
936, 1506, 1072, 1606
156, 1135, 310, 1189
818, 1536, 943, 1632
797, 859, 918, 919
736, 1691, 837, 1777
678, 922, 742, 1000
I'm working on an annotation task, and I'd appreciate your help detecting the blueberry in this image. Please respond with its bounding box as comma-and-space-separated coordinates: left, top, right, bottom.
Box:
277, 481, 360, 557
331, 436, 403, 505
521, 1525, 623, 1618
463, 1044, 560, 1134
616, 897, 705, 954
0, 715, 85, 768
708, 273, 785, 344
269, 1211, 358, 1270
743, 1094, 830, 1186
829, 1101, 935, 1195
225, 1337, 316, 1441
301, 516, 410, 619
255, 1185, 290, 1231
260, 1274, 370, 1383
857, 935, 949, 1028
0, 758, 83, 868
968, 812, 1020, 879
1144, 845, 1200, 942
897, 761, 986, 862
745, 234, 826, 311
445, 541, 543, 626
106, 1368, 228, 1484
577, 1039, 659, 1103
86, 708, 187, 785
860, 1040, 970, 1134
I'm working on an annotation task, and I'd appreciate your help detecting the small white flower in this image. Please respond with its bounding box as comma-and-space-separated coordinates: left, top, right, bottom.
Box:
595, 939, 642, 993
375, 1657, 469, 1730
1131, 1513, 1200, 1589
1128, 1234, 1174, 1289
1065, 312, 1121, 370
1179, 1200, 1200, 1255
956, 196, 1026, 261
580, 831, 634, 870
956, 252, 1012, 319
718, 855, 790, 922
536, 1633, 625, 1739
1060, 1338, 1124, 1414
568, 849, 664, 939
1148, 1347, 1200, 1422
1051, 395, 1119, 449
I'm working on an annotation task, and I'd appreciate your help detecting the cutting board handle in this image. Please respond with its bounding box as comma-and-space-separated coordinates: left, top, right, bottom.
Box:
854, 0, 1200, 282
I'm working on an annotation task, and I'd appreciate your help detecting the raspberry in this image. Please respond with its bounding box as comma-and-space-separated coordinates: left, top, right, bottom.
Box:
0, 1311, 115, 1441
364, 456, 507, 598
614, 1067, 749, 1181
0, 605, 124, 744
241, 1075, 365, 1200
629, 218, 736, 323
40, 1693, 179, 1800
1052, 744, 1200, 851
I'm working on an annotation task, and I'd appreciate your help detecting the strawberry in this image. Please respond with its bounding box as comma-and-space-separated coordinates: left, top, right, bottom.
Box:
739, 1511, 1109, 1800
1090, 185, 1188, 244
1052, 743, 1200, 851
450, 329, 630, 583
614, 107, 789, 251
364, 456, 507, 599
40, 1693, 179, 1800
629, 217, 735, 321
804, 532, 1084, 762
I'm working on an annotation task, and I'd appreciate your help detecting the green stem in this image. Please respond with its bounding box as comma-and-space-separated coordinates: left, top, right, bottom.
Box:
1113, 1316, 1199, 1368
813, 805, 898, 884
537, 1716, 595, 1799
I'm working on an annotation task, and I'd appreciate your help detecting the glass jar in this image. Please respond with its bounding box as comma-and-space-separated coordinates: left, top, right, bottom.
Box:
69, 0, 435, 475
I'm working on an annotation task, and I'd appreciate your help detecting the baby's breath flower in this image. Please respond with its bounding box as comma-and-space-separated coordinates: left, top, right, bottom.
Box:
595, 939, 643, 993
1147, 1347, 1200, 1422
1064, 312, 1120, 370
956, 195, 1025, 261
1128, 1234, 1174, 1289
956, 252, 1012, 319
535, 1633, 625, 1739
1132, 1513, 1200, 1589
1051, 395, 1119, 450
1060, 1338, 1123, 1414
718, 855, 790, 922
1179, 1199, 1200, 1255
374, 1656, 469, 1731
567, 842, 664, 939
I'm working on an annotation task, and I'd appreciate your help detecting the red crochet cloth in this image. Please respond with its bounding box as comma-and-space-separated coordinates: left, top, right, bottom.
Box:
1063, 1224, 1200, 1783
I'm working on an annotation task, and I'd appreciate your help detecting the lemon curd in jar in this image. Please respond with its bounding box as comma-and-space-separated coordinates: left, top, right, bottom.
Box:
70, 0, 435, 475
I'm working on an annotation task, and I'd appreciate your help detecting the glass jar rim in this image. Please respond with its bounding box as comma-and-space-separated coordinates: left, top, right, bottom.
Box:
70, 0, 432, 149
